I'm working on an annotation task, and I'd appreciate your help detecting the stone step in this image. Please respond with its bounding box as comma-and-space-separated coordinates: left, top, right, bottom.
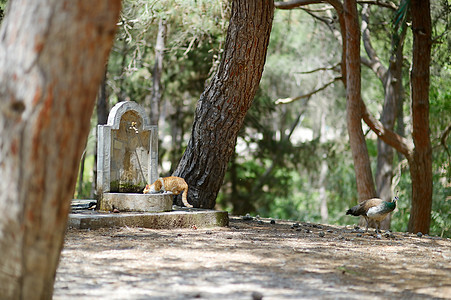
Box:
69, 200, 229, 230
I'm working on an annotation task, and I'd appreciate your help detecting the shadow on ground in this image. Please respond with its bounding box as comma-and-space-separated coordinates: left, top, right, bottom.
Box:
54, 216, 451, 299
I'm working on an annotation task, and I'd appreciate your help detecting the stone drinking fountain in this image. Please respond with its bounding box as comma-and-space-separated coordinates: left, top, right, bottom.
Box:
96, 101, 172, 212
68, 100, 228, 230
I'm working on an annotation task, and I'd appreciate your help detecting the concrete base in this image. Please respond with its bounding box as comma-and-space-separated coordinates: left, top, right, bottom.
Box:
99, 192, 173, 212
69, 200, 229, 230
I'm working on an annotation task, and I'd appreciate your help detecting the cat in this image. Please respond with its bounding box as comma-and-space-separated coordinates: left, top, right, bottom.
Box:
143, 176, 193, 208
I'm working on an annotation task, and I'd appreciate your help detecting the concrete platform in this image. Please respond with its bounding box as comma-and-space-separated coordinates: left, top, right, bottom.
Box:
69, 200, 229, 230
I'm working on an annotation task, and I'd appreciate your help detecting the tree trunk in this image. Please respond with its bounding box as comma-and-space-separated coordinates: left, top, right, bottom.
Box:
169, 106, 184, 174
97, 69, 110, 126
374, 8, 406, 229
319, 160, 329, 223
173, 0, 274, 208
148, 18, 167, 126
318, 112, 329, 223
77, 149, 86, 197
93, 69, 110, 197
343, 0, 376, 202
0, 1, 120, 299
408, 0, 433, 234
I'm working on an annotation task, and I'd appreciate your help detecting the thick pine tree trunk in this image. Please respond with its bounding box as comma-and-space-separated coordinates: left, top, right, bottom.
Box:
408, 0, 433, 234
343, 0, 376, 202
0, 1, 121, 299
173, 0, 274, 208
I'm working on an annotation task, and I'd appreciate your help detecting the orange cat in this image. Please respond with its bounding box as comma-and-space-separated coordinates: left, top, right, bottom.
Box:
143, 176, 193, 208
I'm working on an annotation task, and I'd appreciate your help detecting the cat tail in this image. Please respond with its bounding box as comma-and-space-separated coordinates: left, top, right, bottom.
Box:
182, 187, 193, 208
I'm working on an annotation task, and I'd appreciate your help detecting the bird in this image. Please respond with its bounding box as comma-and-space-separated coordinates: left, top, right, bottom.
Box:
346, 196, 398, 233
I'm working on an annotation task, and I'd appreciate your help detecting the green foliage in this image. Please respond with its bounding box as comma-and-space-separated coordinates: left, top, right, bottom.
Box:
431, 175, 451, 237
429, 66, 451, 237
0, 0, 8, 23
74, 155, 95, 199
326, 147, 359, 224
393, 0, 410, 51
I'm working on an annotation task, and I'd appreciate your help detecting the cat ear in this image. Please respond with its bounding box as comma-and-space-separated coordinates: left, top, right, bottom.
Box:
154, 180, 161, 190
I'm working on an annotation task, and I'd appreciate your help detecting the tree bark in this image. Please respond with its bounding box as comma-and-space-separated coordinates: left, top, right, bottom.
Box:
0, 1, 120, 299
343, 0, 376, 202
408, 0, 433, 234
173, 0, 274, 208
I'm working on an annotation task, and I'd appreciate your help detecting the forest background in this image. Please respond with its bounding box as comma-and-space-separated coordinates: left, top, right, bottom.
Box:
2, 0, 448, 237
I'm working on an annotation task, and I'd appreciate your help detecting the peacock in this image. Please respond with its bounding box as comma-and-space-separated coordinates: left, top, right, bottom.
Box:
346, 196, 398, 233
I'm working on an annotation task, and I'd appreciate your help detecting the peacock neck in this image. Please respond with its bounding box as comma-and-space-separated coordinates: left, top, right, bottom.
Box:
386, 201, 396, 210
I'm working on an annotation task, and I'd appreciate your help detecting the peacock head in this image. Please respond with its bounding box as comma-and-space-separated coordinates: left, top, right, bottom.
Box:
393, 196, 399, 203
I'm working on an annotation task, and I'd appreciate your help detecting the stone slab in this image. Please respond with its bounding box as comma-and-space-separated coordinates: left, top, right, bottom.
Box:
69, 201, 229, 230
99, 192, 173, 212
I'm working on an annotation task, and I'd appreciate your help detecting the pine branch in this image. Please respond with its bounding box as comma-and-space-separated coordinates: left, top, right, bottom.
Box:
294, 63, 341, 74
360, 98, 413, 160
440, 122, 451, 158
301, 8, 340, 37
275, 76, 342, 104
357, 0, 397, 10
275, 0, 325, 9
361, 4, 388, 81
286, 97, 312, 140
302, 7, 331, 23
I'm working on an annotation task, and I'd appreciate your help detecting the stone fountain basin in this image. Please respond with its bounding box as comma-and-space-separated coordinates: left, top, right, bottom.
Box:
99, 192, 173, 212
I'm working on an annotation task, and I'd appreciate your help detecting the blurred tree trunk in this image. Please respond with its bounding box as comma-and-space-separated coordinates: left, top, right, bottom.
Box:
408, 0, 432, 234
374, 36, 405, 229
343, 0, 377, 202
361, 3, 407, 230
173, 0, 274, 208
318, 112, 329, 223
0, 1, 120, 299
147, 18, 167, 126
98, 69, 110, 126
93, 69, 110, 198
77, 148, 87, 197
169, 106, 184, 174
319, 160, 329, 223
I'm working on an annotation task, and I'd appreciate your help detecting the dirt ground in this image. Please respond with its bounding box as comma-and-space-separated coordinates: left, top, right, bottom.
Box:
54, 216, 451, 300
